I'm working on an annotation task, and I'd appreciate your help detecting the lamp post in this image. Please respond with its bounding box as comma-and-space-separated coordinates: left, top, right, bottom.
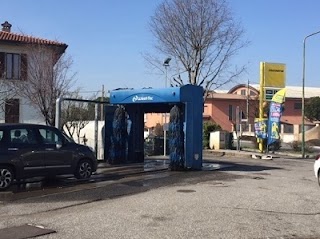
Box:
163, 58, 171, 87
163, 58, 171, 156
302, 30, 320, 158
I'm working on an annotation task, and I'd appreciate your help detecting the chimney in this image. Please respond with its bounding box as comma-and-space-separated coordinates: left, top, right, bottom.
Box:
1, 21, 12, 32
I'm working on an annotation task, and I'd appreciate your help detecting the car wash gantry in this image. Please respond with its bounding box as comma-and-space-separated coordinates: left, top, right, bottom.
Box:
55, 84, 203, 171
107, 84, 203, 170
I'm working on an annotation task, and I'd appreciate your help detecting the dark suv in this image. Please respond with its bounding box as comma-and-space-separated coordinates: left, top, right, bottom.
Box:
0, 123, 97, 191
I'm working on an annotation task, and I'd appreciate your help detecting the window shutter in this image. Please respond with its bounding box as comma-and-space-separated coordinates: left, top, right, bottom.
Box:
21, 54, 27, 81
0, 52, 4, 78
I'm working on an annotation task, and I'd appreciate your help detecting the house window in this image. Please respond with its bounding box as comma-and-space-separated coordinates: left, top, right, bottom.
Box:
283, 124, 293, 133
5, 99, 19, 123
0, 52, 27, 80
240, 89, 246, 95
250, 90, 256, 96
299, 124, 314, 133
294, 102, 302, 110
241, 111, 246, 120
228, 105, 233, 120
5, 53, 20, 79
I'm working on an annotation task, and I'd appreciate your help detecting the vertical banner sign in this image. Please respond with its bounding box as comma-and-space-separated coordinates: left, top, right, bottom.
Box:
267, 102, 282, 145
254, 118, 268, 139
267, 89, 286, 146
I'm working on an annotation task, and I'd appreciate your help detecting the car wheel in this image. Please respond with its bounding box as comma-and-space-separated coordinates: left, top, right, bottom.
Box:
0, 166, 14, 191
318, 171, 320, 187
75, 159, 93, 179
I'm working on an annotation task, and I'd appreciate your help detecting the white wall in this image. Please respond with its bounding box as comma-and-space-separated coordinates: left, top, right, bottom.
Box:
0, 42, 49, 124
64, 121, 105, 160
0, 95, 45, 124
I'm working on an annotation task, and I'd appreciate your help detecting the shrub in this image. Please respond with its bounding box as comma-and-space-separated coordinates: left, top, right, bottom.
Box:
290, 140, 313, 153
290, 141, 300, 151
267, 140, 281, 152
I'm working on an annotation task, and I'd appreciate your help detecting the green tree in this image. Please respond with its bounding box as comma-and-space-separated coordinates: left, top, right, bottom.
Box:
305, 97, 320, 121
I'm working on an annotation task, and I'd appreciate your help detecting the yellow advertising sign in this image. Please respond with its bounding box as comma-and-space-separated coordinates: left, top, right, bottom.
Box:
261, 62, 286, 88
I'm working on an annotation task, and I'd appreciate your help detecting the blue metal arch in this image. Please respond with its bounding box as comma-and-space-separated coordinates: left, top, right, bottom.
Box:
108, 84, 203, 170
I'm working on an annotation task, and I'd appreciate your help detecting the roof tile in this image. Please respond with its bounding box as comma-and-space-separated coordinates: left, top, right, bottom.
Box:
0, 30, 67, 48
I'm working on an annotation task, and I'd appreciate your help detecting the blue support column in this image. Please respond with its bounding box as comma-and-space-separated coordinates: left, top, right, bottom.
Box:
180, 85, 203, 170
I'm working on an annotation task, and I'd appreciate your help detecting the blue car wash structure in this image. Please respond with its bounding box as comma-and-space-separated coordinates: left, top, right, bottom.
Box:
107, 84, 203, 170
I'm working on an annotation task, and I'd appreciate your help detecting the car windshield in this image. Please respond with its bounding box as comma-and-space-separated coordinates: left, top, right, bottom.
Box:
62, 132, 75, 143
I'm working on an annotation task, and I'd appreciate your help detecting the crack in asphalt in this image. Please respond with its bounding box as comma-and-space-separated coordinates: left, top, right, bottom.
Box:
222, 206, 320, 216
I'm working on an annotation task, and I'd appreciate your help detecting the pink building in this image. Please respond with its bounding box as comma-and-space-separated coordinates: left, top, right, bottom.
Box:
144, 84, 320, 143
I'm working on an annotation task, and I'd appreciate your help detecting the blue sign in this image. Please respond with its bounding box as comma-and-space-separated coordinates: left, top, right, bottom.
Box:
110, 87, 181, 104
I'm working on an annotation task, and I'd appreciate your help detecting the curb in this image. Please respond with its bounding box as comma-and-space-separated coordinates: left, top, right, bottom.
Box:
204, 149, 307, 159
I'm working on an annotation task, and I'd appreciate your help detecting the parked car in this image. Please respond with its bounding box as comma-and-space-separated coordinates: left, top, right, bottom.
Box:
314, 154, 320, 186
0, 123, 97, 191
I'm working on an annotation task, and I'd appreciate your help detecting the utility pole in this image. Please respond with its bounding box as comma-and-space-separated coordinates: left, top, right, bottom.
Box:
236, 106, 240, 151
100, 85, 104, 120
247, 79, 250, 126
302, 30, 320, 158
163, 58, 171, 156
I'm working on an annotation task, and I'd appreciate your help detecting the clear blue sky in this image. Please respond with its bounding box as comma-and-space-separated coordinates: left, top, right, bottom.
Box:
2, 0, 320, 96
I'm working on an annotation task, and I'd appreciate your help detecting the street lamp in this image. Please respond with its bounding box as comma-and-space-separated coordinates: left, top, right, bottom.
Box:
302, 30, 320, 158
163, 57, 171, 156
163, 58, 171, 87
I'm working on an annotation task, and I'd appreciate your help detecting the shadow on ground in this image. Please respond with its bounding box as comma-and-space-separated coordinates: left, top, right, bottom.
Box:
0, 157, 283, 205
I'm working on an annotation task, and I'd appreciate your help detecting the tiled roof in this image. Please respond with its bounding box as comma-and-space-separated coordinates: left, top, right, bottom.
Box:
250, 84, 318, 99
0, 30, 67, 48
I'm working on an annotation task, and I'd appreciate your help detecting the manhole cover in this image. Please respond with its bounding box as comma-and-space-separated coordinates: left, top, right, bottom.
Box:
0, 224, 55, 239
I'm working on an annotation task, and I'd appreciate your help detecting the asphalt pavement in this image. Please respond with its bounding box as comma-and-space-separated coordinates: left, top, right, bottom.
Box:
0, 151, 320, 239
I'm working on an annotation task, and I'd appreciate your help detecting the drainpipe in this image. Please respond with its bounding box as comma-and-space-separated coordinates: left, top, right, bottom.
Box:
94, 103, 99, 159
55, 97, 63, 129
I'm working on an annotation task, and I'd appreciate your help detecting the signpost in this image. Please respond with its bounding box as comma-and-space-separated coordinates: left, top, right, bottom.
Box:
257, 62, 286, 152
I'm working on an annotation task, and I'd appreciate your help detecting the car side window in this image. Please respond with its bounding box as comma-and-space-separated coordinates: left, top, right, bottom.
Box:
10, 128, 36, 144
0, 130, 3, 143
39, 128, 62, 144
25, 129, 38, 144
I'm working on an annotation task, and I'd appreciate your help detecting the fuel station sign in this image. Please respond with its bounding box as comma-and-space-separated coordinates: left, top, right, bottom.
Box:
264, 88, 281, 101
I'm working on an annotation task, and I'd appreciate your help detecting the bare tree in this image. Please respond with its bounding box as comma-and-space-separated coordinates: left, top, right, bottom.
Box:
8, 44, 75, 126
61, 90, 96, 143
149, 0, 248, 98
0, 81, 17, 113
